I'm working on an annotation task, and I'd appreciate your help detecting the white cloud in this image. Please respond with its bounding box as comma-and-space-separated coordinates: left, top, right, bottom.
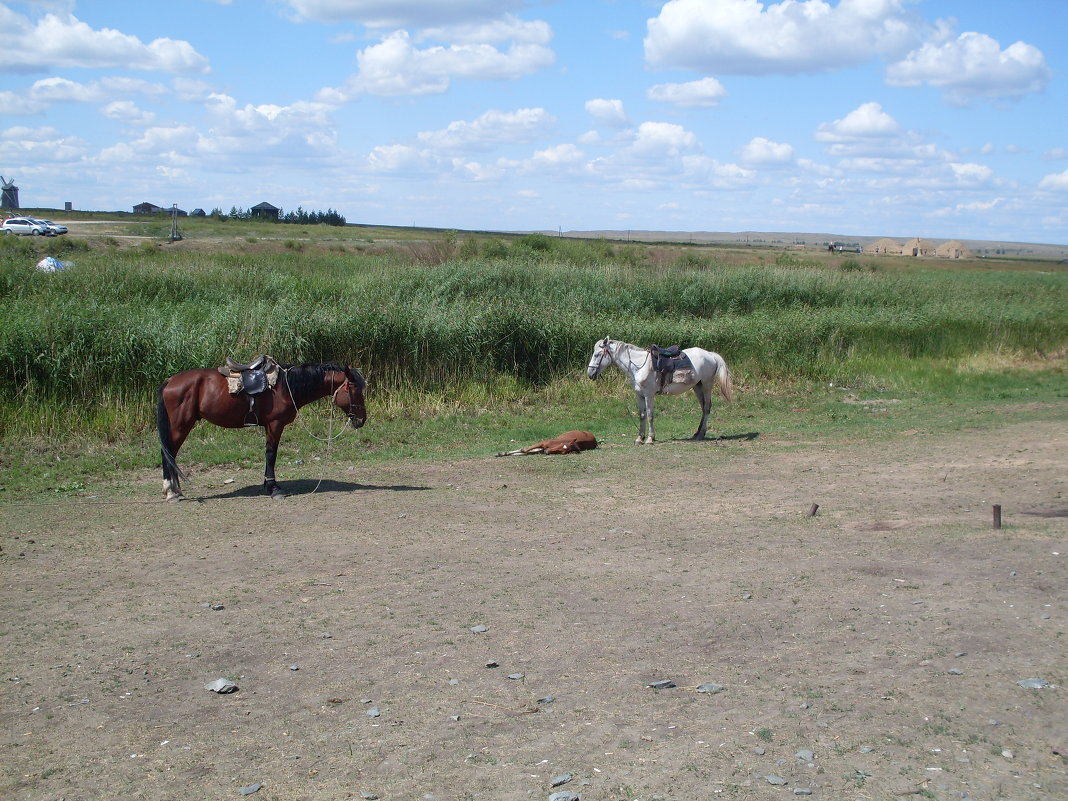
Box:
815, 102, 901, 142
28, 76, 168, 103
948, 162, 993, 184
416, 108, 556, 152
285, 0, 521, 27
366, 143, 431, 173
101, 101, 156, 126
528, 143, 585, 169
199, 94, 338, 156
172, 79, 215, 103
0, 90, 47, 115
644, 0, 921, 75
418, 14, 551, 46
887, 31, 1050, 104
682, 155, 754, 187
630, 121, 699, 158
1039, 169, 1068, 191
740, 136, 794, 165
585, 99, 629, 128
1043, 147, 1068, 161
0, 124, 87, 163
317, 29, 554, 100
97, 125, 197, 164
646, 77, 727, 108
0, 9, 209, 74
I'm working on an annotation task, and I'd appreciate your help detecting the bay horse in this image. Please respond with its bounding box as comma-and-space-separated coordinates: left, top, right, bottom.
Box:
587, 337, 732, 444
496, 430, 598, 456
157, 362, 366, 501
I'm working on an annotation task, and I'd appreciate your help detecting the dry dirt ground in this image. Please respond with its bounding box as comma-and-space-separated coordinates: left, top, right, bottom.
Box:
1, 415, 1066, 801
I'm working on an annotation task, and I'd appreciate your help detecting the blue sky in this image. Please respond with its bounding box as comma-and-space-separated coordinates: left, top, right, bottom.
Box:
2, 0, 1066, 244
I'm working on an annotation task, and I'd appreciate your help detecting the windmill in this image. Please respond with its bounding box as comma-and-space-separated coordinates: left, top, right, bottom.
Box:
0, 176, 18, 209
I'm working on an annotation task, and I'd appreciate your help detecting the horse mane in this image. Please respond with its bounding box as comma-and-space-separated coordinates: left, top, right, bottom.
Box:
280, 362, 351, 404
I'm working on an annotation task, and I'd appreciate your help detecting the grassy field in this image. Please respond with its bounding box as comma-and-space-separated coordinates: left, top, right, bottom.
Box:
0, 216, 1065, 499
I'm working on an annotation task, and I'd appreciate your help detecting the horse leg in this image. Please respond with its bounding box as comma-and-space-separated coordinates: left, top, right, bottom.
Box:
692, 380, 712, 440
635, 392, 648, 444
158, 391, 193, 502
638, 391, 656, 445
262, 422, 286, 499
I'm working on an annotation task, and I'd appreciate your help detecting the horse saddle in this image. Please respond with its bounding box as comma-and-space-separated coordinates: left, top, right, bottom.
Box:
218, 355, 280, 396
650, 344, 694, 390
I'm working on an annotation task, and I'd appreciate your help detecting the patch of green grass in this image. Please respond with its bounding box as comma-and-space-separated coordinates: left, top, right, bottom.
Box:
0, 221, 1065, 502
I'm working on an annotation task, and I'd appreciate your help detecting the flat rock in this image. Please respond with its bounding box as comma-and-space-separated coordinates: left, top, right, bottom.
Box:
205, 678, 238, 694
1017, 678, 1050, 689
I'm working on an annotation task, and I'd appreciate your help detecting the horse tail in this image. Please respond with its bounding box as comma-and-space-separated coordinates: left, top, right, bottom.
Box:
156, 382, 186, 485
716, 358, 734, 403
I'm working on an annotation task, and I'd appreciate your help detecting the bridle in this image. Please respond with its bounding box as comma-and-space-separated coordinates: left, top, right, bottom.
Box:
592, 340, 614, 375
593, 339, 647, 375
331, 368, 366, 424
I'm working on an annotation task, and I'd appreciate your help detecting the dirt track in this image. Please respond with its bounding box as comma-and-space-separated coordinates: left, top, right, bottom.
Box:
1, 415, 1066, 801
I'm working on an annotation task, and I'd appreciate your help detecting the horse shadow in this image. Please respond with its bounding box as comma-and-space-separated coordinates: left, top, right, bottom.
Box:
668, 431, 760, 444
201, 479, 431, 500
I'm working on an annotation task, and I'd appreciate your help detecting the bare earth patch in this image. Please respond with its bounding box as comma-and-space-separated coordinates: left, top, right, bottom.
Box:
1, 418, 1065, 800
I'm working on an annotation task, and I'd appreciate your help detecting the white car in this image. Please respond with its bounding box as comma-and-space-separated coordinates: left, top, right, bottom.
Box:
36, 219, 68, 235
2, 216, 51, 236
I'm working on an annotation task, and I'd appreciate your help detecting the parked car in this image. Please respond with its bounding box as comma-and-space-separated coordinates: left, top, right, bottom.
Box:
2, 216, 51, 236
35, 219, 68, 235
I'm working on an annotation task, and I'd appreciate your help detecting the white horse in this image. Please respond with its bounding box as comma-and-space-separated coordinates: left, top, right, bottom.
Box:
587, 337, 733, 444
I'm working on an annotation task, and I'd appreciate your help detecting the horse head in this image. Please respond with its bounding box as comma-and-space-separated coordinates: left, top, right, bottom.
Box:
332, 366, 367, 428
587, 336, 612, 380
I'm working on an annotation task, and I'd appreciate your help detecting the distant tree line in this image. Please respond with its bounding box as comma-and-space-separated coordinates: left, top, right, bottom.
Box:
209, 206, 346, 226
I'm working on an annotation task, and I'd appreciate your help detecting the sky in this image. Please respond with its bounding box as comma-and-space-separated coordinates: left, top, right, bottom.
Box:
1, 0, 1066, 244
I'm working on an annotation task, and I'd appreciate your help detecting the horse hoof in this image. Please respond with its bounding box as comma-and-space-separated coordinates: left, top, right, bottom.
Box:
270, 489, 287, 500
166, 494, 184, 504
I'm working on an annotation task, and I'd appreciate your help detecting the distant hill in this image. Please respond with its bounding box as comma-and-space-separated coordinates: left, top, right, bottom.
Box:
535, 229, 1068, 260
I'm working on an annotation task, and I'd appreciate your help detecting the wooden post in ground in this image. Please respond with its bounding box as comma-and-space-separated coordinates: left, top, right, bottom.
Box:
993, 504, 1002, 529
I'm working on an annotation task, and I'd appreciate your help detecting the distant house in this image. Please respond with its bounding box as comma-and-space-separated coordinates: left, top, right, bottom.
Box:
870, 237, 901, 254
902, 237, 934, 257
935, 240, 972, 259
250, 202, 280, 221
191, 208, 206, 218
132, 202, 186, 216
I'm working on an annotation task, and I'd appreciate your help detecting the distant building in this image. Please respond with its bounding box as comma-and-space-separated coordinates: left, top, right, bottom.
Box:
935, 240, 973, 259
191, 208, 206, 217
902, 237, 934, 257
250, 201, 280, 221
1, 176, 19, 209
870, 237, 901, 254
133, 202, 186, 216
